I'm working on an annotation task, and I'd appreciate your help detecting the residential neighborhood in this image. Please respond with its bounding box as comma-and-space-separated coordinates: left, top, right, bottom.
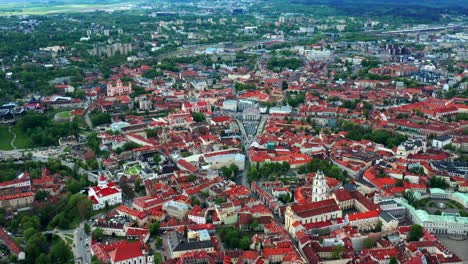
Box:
0, 0, 467, 263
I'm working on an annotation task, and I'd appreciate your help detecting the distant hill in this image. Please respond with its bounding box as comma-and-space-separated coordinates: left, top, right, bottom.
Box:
291, 0, 464, 6
290, 0, 468, 21
0, 0, 129, 4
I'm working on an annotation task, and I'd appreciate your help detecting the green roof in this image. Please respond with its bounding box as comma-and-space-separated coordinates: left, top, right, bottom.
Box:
415, 209, 431, 223
451, 192, 468, 206
398, 198, 468, 225
429, 188, 446, 195
413, 191, 422, 200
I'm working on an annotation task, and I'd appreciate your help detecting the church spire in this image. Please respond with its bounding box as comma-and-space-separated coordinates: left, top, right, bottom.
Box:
312, 170, 328, 202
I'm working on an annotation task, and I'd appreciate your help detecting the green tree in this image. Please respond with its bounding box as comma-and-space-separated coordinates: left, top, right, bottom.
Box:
247, 167, 258, 182
36, 254, 50, 264
154, 252, 163, 264
279, 193, 292, 203
408, 224, 423, 241
220, 166, 233, 179
375, 220, 382, 232
234, 82, 257, 91
403, 190, 418, 207
66, 180, 82, 194
49, 238, 73, 263
90, 111, 111, 126
428, 177, 449, 189
282, 80, 288, 90
192, 112, 206, 122
229, 164, 240, 176
155, 236, 163, 248
191, 196, 200, 206
187, 174, 196, 182
395, 179, 404, 187
134, 178, 145, 194
35, 190, 49, 201
332, 245, 344, 259
149, 221, 160, 237
267, 57, 302, 72
93, 227, 104, 240
363, 238, 375, 249
250, 220, 259, 231
84, 223, 91, 234
91, 256, 100, 264
153, 154, 161, 164
389, 256, 398, 264
239, 236, 251, 250
215, 197, 225, 204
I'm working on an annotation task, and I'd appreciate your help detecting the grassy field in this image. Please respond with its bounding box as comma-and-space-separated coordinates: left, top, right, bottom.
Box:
0, 126, 13, 150
11, 126, 31, 149
0, 0, 144, 16
0, 125, 32, 150
125, 164, 142, 175
56, 111, 72, 118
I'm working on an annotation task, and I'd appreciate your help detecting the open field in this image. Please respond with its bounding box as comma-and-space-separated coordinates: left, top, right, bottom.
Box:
0, 125, 32, 150
0, 126, 13, 150
0, 0, 143, 16
56, 111, 72, 118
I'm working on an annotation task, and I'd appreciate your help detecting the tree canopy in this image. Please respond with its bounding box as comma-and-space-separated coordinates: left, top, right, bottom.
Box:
408, 224, 423, 241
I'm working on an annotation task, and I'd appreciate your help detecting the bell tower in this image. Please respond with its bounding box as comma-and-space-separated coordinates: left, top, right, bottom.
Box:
312, 170, 328, 202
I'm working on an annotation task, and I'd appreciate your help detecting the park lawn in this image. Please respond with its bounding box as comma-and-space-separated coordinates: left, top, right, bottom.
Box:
57, 111, 72, 118
0, 126, 13, 150
126, 165, 142, 175
11, 126, 32, 149
0, 1, 147, 16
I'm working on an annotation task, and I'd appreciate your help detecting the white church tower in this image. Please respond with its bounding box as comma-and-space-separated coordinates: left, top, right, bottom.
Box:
312, 170, 328, 202
98, 174, 108, 187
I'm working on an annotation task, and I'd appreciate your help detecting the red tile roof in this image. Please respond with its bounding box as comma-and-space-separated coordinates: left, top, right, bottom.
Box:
291, 199, 340, 218
0, 192, 33, 201
117, 205, 147, 220
109, 240, 145, 262
333, 189, 353, 201
347, 210, 379, 221
0, 228, 22, 256
177, 159, 198, 173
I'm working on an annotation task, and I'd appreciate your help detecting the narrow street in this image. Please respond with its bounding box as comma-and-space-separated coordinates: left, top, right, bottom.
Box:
84, 111, 93, 129
236, 114, 268, 190
74, 224, 90, 264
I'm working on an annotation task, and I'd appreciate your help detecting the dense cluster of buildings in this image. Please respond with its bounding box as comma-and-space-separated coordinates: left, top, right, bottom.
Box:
0, 6, 467, 264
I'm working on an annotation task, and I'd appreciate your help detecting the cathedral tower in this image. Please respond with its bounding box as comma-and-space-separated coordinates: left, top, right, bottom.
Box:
312, 170, 328, 202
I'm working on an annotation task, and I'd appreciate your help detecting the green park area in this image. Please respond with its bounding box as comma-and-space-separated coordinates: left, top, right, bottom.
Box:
56, 111, 72, 119
0, 126, 32, 150
125, 164, 142, 175
0, 1, 144, 16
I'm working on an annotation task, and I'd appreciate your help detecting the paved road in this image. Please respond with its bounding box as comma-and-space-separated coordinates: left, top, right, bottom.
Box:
83, 111, 93, 129
236, 114, 270, 189
240, 158, 251, 189
42, 227, 89, 264
74, 223, 90, 264
73, 213, 107, 264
